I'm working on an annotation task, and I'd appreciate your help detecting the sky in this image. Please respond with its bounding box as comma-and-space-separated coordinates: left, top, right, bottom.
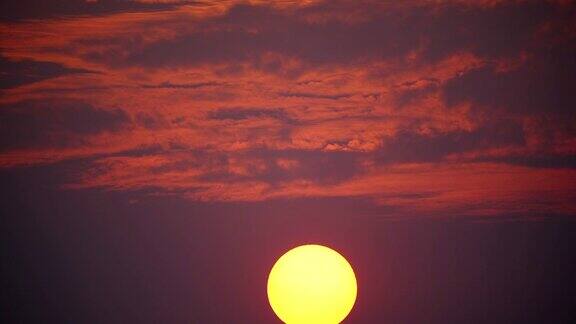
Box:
2, 0, 576, 323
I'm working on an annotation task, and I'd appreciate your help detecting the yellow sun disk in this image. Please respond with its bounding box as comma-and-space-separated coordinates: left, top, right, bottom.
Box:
267, 245, 357, 324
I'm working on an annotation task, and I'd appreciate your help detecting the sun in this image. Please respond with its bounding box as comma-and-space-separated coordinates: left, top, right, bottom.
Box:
267, 244, 357, 324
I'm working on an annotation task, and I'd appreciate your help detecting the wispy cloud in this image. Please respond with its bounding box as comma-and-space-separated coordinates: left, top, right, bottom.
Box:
1, 0, 575, 216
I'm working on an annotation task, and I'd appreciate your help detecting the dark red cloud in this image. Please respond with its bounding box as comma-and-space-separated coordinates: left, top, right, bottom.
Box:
0, 56, 93, 89
444, 50, 576, 116
75, 1, 569, 69
0, 0, 187, 21
0, 0, 575, 216
0, 100, 129, 152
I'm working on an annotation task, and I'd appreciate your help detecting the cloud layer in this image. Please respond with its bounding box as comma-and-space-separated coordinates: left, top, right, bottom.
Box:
1, 0, 575, 216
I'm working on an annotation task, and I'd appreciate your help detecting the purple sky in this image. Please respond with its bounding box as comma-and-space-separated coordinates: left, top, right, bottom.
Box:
2, 1, 576, 323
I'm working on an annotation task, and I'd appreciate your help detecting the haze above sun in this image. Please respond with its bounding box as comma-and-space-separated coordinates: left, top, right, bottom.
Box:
267, 245, 357, 324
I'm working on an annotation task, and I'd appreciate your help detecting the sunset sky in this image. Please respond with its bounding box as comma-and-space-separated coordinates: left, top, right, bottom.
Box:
2, 0, 576, 322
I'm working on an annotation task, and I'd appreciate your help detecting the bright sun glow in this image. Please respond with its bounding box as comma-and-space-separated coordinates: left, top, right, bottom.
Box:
267, 244, 357, 324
